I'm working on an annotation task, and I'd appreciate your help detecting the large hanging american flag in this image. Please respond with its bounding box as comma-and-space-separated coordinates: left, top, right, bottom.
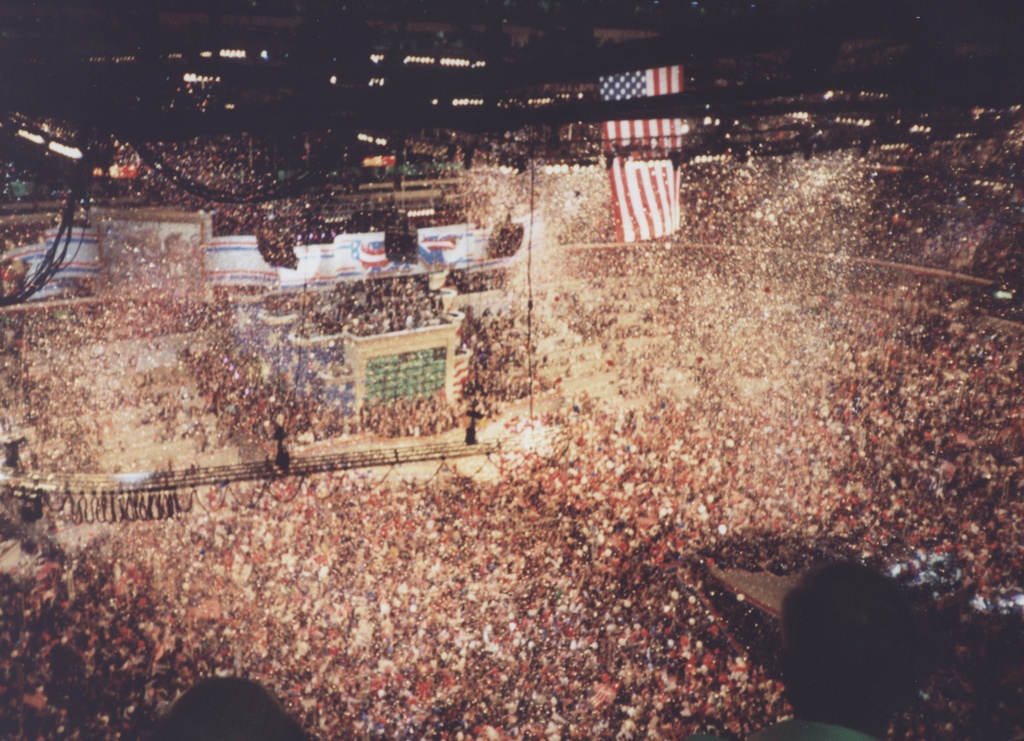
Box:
598, 65, 684, 101
603, 118, 687, 152
608, 157, 680, 244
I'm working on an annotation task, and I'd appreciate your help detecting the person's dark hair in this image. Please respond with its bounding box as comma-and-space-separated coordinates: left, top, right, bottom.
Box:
148, 677, 307, 741
780, 561, 917, 738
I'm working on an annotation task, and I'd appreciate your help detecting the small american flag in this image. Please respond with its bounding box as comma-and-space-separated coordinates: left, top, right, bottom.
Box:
608, 157, 680, 244
589, 680, 620, 709
599, 65, 683, 101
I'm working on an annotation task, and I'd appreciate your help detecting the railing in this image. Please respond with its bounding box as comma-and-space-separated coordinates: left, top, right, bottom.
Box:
3, 427, 564, 500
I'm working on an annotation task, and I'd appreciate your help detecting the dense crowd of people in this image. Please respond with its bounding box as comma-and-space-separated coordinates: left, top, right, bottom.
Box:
305, 276, 451, 338
678, 149, 1024, 287
444, 267, 509, 294
1, 130, 1023, 740
177, 274, 518, 449
458, 307, 554, 420
1, 240, 1021, 739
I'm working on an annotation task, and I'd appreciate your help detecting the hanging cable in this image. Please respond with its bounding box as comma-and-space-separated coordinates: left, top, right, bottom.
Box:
176, 489, 196, 514
0, 162, 88, 306
271, 475, 305, 503
132, 141, 324, 204
244, 479, 270, 508
464, 453, 496, 479
423, 459, 449, 485
526, 145, 536, 421
369, 464, 395, 490
197, 484, 228, 512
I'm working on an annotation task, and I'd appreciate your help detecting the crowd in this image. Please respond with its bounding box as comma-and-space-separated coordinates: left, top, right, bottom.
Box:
305, 275, 450, 338
1, 237, 1021, 739
3, 299, 214, 474
678, 149, 1024, 287
458, 307, 555, 420
177, 274, 491, 449
1, 133, 1023, 740
0, 220, 50, 254
444, 267, 509, 294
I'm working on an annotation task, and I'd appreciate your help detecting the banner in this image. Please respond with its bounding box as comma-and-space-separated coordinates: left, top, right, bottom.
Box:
460, 212, 544, 270
277, 233, 416, 289
205, 235, 278, 287
278, 243, 332, 290
418, 213, 543, 270
5, 227, 100, 299
418, 224, 470, 267
354, 233, 389, 271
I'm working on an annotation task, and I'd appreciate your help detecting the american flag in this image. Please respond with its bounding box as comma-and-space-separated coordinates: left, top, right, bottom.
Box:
608, 157, 680, 244
452, 353, 470, 398
588, 680, 620, 710
599, 65, 684, 101
603, 118, 687, 152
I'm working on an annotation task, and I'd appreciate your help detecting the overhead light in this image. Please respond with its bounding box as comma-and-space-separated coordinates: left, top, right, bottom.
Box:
17, 129, 45, 145
48, 141, 83, 159
183, 73, 221, 83
357, 133, 388, 146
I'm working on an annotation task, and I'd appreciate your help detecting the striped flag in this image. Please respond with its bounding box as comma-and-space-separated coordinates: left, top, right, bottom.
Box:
608, 157, 680, 243
603, 118, 687, 152
589, 680, 620, 710
452, 353, 470, 398
599, 65, 683, 101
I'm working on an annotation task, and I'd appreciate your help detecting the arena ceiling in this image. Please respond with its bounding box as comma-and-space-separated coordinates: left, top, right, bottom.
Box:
1, 0, 1022, 150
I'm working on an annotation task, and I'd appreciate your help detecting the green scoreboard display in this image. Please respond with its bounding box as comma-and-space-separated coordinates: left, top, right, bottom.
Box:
364, 346, 447, 401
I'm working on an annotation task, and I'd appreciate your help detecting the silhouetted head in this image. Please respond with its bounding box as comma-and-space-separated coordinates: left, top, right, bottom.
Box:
781, 561, 917, 738
149, 677, 307, 741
